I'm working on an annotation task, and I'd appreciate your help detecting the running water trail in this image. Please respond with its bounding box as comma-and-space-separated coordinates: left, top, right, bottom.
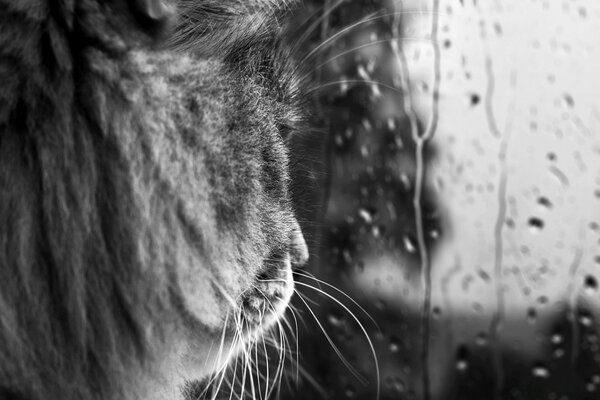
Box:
567, 225, 585, 366
487, 63, 517, 400
390, 0, 441, 399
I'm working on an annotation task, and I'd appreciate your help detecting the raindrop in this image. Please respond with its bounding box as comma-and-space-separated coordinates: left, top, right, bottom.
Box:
586, 383, 596, 392
360, 145, 370, 158
527, 307, 538, 324
342, 249, 352, 265
389, 336, 400, 353
532, 364, 550, 378
344, 385, 356, 398
538, 196, 552, 209
354, 261, 365, 273
386, 377, 405, 394
475, 332, 488, 347
554, 348, 565, 359
328, 311, 345, 327
456, 345, 469, 371
563, 93, 575, 108
371, 225, 385, 238
357, 206, 377, 224
528, 217, 545, 232
469, 93, 481, 106
551, 333, 563, 344
505, 218, 516, 229
402, 234, 417, 254
585, 275, 598, 295
579, 312, 593, 327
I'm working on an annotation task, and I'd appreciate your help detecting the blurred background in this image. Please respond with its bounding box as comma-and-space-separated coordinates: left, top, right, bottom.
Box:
225, 1, 600, 399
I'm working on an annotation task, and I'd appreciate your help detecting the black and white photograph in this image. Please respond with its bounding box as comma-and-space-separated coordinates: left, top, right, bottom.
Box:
0, 1, 598, 399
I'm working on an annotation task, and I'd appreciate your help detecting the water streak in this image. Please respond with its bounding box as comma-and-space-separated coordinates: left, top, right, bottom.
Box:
391, 0, 441, 398
488, 67, 518, 400
567, 226, 585, 366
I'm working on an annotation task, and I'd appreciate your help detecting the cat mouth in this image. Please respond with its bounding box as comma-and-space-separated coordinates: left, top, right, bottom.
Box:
238, 254, 294, 335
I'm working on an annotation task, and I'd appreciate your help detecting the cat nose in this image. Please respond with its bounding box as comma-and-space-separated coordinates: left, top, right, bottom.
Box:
289, 222, 309, 271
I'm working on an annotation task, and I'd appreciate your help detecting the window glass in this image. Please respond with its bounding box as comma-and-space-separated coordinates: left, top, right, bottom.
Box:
279, 1, 600, 399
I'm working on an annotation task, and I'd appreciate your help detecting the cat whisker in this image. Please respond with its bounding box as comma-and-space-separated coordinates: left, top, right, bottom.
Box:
295, 9, 444, 71
202, 311, 233, 399
260, 327, 271, 400
289, 0, 348, 56
227, 320, 243, 400
254, 287, 288, 399
294, 290, 367, 385
295, 281, 381, 400
299, 36, 439, 83
285, 308, 301, 387
294, 271, 380, 331
307, 78, 404, 96
252, 339, 265, 400
274, 319, 288, 398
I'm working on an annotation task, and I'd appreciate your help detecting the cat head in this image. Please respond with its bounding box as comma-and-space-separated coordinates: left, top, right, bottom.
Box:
0, 0, 308, 399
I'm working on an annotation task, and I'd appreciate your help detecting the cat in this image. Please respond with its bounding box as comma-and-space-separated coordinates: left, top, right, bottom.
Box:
0, 0, 308, 399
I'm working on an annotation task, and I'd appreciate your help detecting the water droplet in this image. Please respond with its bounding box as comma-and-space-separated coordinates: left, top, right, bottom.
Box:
403, 234, 417, 254
469, 93, 480, 106
563, 93, 575, 108
360, 145, 370, 157
532, 364, 550, 378
371, 224, 385, 238
579, 312, 593, 327
528, 217, 545, 231
456, 345, 469, 371
475, 332, 488, 347
389, 337, 400, 353
328, 311, 345, 327
357, 206, 376, 224
538, 197, 552, 209
586, 383, 596, 392
386, 377, 405, 394
344, 385, 356, 398
527, 308, 538, 324
354, 261, 365, 273
585, 275, 598, 294
342, 249, 353, 265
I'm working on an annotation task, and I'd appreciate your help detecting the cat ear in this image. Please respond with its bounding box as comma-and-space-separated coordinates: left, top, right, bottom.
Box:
132, 0, 175, 22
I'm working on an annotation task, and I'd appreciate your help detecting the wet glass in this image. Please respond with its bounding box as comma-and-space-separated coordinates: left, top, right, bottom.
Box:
276, 1, 600, 399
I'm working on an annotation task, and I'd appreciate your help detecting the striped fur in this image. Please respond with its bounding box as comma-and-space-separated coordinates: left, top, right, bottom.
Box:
0, 1, 306, 399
